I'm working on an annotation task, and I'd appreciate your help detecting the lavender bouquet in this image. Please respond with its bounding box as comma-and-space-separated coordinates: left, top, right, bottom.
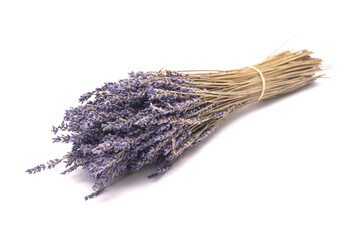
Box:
27, 50, 323, 200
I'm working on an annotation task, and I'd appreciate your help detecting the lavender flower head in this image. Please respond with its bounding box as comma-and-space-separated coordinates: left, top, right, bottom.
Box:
26, 70, 234, 200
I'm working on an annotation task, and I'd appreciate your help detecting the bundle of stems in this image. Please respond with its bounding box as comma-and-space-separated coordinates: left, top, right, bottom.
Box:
182, 50, 322, 131
26, 50, 323, 199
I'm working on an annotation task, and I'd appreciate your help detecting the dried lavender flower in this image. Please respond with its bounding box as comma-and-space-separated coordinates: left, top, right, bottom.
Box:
26, 50, 323, 200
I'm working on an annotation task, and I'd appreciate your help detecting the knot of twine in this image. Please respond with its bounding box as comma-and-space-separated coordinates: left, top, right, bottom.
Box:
247, 66, 266, 102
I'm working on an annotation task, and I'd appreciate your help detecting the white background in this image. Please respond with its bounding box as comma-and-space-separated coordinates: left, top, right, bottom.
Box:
1, 0, 358, 239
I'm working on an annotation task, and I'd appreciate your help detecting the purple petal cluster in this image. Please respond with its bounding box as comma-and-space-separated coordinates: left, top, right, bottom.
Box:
27, 70, 232, 200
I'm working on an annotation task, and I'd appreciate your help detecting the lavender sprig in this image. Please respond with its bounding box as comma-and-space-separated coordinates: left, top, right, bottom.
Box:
27, 70, 222, 199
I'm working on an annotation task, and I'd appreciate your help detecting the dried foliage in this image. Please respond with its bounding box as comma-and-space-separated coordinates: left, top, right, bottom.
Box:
26, 50, 323, 199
